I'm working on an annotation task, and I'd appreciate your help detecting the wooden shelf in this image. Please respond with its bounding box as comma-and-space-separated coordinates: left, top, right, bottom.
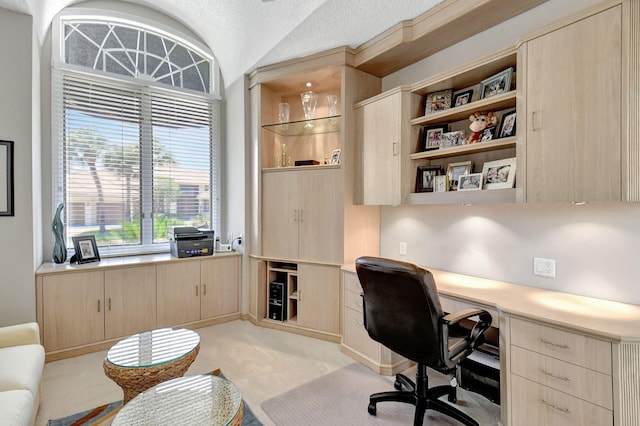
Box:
410, 137, 516, 160
262, 164, 340, 172
407, 188, 518, 205
411, 91, 516, 126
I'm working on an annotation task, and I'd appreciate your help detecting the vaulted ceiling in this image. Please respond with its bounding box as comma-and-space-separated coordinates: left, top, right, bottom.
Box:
0, 0, 443, 87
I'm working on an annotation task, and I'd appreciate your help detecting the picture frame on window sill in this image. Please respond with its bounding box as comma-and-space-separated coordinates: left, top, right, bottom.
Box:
71, 235, 101, 264
446, 161, 473, 191
424, 89, 452, 115
458, 173, 483, 191
415, 165, 442, 193
479, 67, 513, 100
482, 157, 517, 190
421, 125, 448, 151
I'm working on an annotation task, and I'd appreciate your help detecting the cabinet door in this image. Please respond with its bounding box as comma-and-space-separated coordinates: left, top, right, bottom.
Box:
359, 92, 401, 205
298, 169, 341, 263
262, 171, 298, 259
200, 256, 240, 319
297, 264, 340, 333
525, 6, 622, 202
104, 265, 156, 340
42, 271, 104, 351
157, 262, 201, 327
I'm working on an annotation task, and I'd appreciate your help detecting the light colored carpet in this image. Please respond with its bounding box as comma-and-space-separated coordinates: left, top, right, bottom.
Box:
261, 363, 500, 425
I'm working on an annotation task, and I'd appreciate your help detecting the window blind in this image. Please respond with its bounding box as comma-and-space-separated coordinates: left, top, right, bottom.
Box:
52, 70, 219, 256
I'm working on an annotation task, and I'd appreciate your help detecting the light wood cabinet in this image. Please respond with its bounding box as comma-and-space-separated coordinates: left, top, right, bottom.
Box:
157, 260, 201, 327
522, 5, 624, 202
41, 271, 104, 352
297, 263, 339, 333
201, 255, 240, 319
104, 265, 156, 340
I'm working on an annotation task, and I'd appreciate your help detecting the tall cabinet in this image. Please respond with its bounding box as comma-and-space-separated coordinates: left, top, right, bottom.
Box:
248, 48, 381, 341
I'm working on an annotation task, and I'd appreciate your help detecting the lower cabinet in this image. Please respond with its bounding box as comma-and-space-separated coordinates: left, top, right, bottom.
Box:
36, 254, 241, 356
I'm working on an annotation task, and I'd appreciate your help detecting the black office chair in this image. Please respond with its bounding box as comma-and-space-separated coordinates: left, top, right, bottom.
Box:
355, 256, 492, 426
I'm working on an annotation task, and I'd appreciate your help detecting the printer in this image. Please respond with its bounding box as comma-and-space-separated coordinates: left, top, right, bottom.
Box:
168, 226, 215, 258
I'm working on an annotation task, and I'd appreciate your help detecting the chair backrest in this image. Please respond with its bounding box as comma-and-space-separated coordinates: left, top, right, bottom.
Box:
355, 256, 445, 367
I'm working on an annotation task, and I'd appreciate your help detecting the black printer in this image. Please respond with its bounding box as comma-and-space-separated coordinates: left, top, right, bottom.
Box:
168, 226, 215, 258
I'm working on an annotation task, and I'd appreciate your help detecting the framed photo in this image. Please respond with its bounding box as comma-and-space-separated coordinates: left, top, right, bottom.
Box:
424, 89, 452, 115
479, 67, 513, 99
329, 148, 341, 165
72, 235, 101, 264
421, 125, 448, 151
458, 173, 483, 191
452, 89, 473, 107
441, 130, 465, 148
482, 157, 517, 189
434, 175, 449, 193
481, 126, 496, 142
0, 141, 14, 217
446, 161, 473, 191
415, 165, 442, 193
498, 110, 516, 138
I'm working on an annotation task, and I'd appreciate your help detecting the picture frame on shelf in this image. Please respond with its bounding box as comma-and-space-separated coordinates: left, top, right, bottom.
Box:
482, 157, 517, 189
481, 126, 496, 141
498, 110, 516, 138
424, 89, 452, 115
458, 173, 483, 191
441, 130, 465, 148
71, 235, 101, 264
0, 140, 14, 217
329, 148, 341, 165
452, 89, 474, 107
479, 67, 513, 99
421, 125, 448, 151
434, 175, 449, 193
446, 161, 473, 191
415, 165, 442, 193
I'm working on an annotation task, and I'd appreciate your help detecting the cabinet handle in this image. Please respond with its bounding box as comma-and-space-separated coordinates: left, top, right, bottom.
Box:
540, 338, 570, 350
392, 142, 398, 156
298, 289, 302, 301
293, 209, 297, 222
532, 111, 541, 131
541, 399, 571, 414
196, 285, 199, 296
540, 369, 570, 382
97, 300, 100, 312
299, 209, 304, 222
203, 284, 207, 296
108, 298, 111, 311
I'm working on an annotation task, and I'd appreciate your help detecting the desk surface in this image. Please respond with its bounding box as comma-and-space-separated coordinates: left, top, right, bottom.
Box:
342, 264, 640, 343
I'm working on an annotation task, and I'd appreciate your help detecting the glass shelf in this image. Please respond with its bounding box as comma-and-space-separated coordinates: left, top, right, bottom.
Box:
262, 116, 341, 136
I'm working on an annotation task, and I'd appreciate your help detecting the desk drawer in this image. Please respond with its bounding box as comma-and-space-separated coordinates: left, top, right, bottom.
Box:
343, 306, 379, 361
510, 318, 611, 374
511, 346, 612, 409
511, 375, 612, 426
344, 288, 364, 313
343, 271, 362, 294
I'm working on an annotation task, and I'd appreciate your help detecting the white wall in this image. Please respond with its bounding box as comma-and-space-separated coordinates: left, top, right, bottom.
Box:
379, 0, 640, 306
0, 9, 36, 326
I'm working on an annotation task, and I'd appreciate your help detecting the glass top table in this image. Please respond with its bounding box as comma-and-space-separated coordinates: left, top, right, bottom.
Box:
104, 328, 201, 404
112, 374, 243, 426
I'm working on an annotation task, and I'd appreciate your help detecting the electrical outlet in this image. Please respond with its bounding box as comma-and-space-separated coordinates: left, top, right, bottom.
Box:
399, 242, 407, 256
533, 257, 556, 278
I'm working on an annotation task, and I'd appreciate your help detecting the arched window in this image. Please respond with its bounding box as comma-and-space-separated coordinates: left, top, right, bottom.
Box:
52, 10, 220, 256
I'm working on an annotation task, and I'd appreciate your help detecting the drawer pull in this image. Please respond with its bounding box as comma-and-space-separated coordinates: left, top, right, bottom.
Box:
541, 399, 571, 414
540, 369, 570, 382
540, 338, 570, 350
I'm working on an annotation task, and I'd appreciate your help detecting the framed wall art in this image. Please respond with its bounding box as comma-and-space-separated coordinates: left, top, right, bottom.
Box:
0, 141, 14, 217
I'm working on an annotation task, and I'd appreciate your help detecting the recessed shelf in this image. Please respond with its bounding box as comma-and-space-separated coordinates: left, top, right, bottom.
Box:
262, 116, 341, 136
410, 137, 516, 160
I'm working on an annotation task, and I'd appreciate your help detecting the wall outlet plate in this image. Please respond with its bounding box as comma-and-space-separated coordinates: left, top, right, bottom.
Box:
218, 244, 232, 252
533, 257, 555, 278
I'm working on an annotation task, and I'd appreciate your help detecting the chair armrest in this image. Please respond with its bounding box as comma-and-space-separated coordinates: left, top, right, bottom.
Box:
441, 308, 491, 327
439, 308, 492, 369
0, 322, 41, 348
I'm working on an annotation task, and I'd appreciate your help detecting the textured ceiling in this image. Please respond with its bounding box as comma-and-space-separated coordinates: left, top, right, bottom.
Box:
0, 0, 444, 87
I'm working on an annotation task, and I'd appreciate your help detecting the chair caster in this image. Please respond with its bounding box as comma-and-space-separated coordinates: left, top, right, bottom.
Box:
368, 403, 377, 415
394, 380, 402, 390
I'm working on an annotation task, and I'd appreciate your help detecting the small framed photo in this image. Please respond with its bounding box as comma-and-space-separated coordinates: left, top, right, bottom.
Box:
479, 67, 513, 99
434, 175, 449, 192
498, 110, 516, 138
441, 130, 465, 148
482, 157, 517, 189
458, 173, 483, 191
481, 126, 496, 141
72, 235, 101, 264
446, 161, 473, 191
415, 165, 442, 193
421, 125, 448, 151
424, 89, 452, 115
452, 89, 474, 107
329, 148, 341, 165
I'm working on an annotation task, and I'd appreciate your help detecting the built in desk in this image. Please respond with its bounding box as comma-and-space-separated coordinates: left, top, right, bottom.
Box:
340, 264, 640, 426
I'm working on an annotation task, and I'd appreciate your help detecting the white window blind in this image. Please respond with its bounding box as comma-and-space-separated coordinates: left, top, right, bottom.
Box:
52, 70, 219, 256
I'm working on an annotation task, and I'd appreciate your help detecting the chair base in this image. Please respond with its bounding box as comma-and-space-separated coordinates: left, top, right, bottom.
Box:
368, 364, 478, 426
